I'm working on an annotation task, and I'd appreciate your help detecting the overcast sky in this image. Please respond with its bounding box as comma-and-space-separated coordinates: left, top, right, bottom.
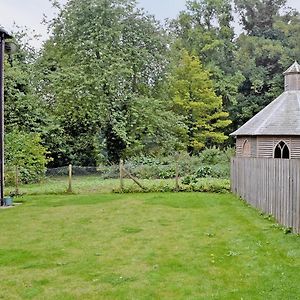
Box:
0, 0, 300, 48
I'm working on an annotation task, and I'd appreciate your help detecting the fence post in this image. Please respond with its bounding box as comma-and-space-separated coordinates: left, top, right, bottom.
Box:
120, 159, 124, 190
175, 153, 180, 191
15, 165, 19, 195
67, 164, 72, 193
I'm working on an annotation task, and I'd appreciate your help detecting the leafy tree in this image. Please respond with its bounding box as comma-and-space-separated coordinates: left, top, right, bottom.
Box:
234, 0, 287, 38
5, 130, 50, 183
274, 10, 300, 61
230, 34, 286, 128
4, 29, 49, 134
231, 1, 300, 129
169, 50, 231, 154
36, 0, 181, 165
170, 0, 244, 131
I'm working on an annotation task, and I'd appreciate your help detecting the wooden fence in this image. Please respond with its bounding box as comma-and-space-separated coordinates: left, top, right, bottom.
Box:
231, 157, 300, 233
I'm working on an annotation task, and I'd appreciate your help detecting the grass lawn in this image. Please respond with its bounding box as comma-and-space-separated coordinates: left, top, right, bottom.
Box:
1, 192, 300, 299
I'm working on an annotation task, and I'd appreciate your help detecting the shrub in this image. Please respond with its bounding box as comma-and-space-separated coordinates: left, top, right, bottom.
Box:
158, 166, 176, 179
97, 150, 231, 181
196, 166, 212, 178
5, 130, 50, 184
199, 146, 223, 165
182, 175, 198, 185
113, 178, 230, 194
199, 146, 235, 165
210, 164, 230, 178
131, 164, 158, 179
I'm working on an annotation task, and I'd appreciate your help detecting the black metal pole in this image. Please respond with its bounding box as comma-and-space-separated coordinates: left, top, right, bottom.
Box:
0, 34, 4, 206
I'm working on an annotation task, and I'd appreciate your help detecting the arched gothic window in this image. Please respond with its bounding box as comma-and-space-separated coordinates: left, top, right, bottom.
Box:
242, 140, 251, 157
274, 141, 290, 159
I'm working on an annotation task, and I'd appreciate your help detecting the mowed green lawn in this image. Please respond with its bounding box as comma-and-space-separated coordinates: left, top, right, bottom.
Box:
1, 192, 300, 299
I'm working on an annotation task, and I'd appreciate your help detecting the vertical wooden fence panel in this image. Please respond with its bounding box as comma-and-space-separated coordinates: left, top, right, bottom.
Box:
295, 160, 300, 233
231, 157, 300, 232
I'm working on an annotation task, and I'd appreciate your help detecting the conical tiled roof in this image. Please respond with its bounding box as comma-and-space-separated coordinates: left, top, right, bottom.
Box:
231, 61, 300, 136
231, 91, 300, 136
283, 61, 300, 75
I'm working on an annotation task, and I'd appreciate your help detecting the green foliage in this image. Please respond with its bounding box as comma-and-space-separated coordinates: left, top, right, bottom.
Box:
234, 0, 287, 38
199, 146, 233, 164
199, 146, 224, 164
230, 34, 287, 129
113, 178, 230, 193
209, 163, 231, 178
6, 0, 300, 170
5, 130, 50, 183
172, 0, 235, 68
4, 29, 49, 134
36, 0, 183, 165
168, 50, 231, 154
42, 151, 231, 182
195, 166, 212, 177
182, 175, 198, 185
124, 150, 232, 179
170, 0, 244, 117
181, 164, 229, 181
170, 0, 300, 142
230, 1, 300, 130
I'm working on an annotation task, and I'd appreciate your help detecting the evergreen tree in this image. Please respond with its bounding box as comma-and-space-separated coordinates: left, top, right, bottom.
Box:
170, 0, 244, 139
169, 50, 231, 154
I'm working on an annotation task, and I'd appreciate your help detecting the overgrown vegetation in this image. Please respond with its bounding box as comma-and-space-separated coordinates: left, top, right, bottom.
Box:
5, 176, 229, 196
5, 130, 50, 183
3, 0, 300, 169
113, 179, 230, 193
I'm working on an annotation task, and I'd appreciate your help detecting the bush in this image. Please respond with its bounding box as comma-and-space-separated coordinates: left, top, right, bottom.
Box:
121, 151, 231, 180
182, 175, 198, 185
199, 146, 234, 165
113, 178, 230, 194
158, 166, 176, 179
210, 164, 230, 178
5, 130, 50, 184
124, 157, 177, 179
196, 166, 212, 178
4, 168, 16, 186
94, 149, 232, 181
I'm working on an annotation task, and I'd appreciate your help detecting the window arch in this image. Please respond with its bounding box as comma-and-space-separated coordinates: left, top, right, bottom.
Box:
242, 139, 251, 157
274, 141, 290, 159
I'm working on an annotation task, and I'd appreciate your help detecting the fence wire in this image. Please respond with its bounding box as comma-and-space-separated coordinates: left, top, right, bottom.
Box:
4, 159, 230, 196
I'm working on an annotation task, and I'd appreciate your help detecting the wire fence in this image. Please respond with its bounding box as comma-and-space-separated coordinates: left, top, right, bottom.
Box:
4, 159, 231, 196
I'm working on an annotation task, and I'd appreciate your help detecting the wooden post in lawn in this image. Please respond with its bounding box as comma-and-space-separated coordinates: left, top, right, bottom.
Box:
15, 165, 19, 195
120, 159, 124, 190
175, 153, 180, 191
67, 164, 72, 193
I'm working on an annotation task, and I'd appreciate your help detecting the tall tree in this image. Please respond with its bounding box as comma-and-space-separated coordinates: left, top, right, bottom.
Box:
4, 29, 48, 134
274, 10, 300, 61
230, 34, 286, 128
231, 0, 300, 129
36, 0, 182, 165
169, 50, 231, 154
234, 0, 287, 38
172, 0, 235, 61
170, 0, 244, 129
